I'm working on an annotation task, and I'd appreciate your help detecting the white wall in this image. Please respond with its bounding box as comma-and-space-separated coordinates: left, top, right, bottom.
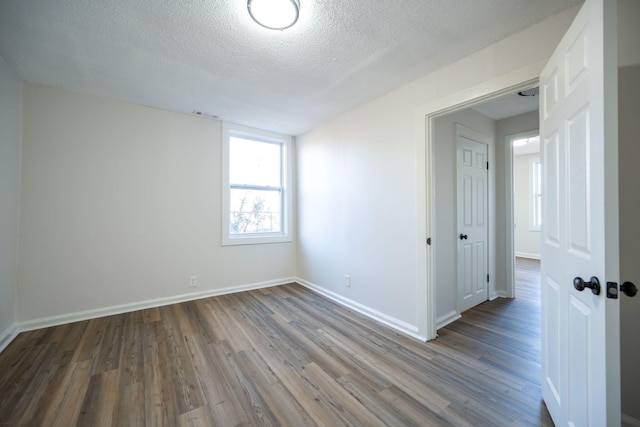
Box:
618, 1, 640, 422
513, 154, 541, 258
296, 8, 579, 335
618, 60, 640, 427
18, 85, 296, 325
432, 110, 495, 326
0, 55, 21, 350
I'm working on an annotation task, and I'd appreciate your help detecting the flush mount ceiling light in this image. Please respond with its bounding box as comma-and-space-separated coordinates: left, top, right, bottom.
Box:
248, 0, 300, 30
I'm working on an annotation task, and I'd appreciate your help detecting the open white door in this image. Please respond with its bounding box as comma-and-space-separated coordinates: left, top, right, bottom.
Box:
540, 0, 620, 425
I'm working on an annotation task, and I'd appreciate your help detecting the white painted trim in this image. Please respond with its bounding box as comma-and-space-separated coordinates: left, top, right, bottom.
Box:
515, 252, 541, 260
296, 278, 428, 342
436, 310, 461, 330
622, 413, 640, 427
416, 60, 544, 340
0, 322, 19, 353
18, 277, 296, 332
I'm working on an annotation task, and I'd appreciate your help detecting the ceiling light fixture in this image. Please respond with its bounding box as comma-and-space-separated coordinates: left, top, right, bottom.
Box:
248, 0, 300, 30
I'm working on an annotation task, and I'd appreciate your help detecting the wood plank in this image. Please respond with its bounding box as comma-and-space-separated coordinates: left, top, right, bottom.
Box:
113, 382, 145, 427
77, 369, 119, 427
40, 359, 93, 427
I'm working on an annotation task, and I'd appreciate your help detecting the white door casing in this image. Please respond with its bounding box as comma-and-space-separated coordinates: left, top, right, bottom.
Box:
456, 125, 490, 313
540, 0, 620, 425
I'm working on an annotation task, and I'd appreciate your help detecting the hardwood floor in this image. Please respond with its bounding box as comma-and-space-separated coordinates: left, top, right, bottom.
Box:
0, 259, 549, 426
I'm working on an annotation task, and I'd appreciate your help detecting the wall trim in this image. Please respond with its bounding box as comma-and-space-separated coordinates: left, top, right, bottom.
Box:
0, 322, 19, 353
622, 413, 640, 427
490, 290, 508, 300
18, 277, 296, 332
296, 278, 427, 342
436, 310, 462, 331
515, 252, 541, 260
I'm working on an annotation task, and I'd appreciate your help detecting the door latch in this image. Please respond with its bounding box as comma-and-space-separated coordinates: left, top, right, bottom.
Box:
607, 281, 638, 299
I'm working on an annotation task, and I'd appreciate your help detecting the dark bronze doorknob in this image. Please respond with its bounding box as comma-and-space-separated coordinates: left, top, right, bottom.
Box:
573, 276, 601, 295
459, 234, 468, 240
620, 282, 637, 297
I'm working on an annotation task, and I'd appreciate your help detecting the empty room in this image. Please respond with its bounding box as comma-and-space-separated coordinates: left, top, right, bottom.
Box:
1, 0, 639, 425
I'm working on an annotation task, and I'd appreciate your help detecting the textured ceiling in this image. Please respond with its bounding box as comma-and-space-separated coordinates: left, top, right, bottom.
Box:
0, 0, 581, 135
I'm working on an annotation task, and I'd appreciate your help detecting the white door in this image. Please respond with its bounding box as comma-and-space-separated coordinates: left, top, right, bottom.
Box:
456, 125, 489, 313
540, 0, 620, 425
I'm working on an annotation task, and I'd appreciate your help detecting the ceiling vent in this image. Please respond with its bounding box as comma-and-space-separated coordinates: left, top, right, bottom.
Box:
192, 110, 218, 120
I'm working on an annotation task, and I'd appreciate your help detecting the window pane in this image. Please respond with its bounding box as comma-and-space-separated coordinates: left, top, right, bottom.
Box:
229, 136, 281, 187
533, 160, 542, 227
229, 189, 282, 234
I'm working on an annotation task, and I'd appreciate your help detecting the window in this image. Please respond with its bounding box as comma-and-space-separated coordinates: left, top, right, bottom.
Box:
529, 157, 542, 230
222, 123, 293, 245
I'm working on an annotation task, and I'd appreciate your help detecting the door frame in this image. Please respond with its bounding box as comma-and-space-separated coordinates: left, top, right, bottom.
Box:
504, 129, 540, 299
415, 63, 541, 339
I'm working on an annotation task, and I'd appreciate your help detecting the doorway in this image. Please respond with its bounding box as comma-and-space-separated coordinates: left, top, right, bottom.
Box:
506, 130, 541, 298
431, 86, 541, 331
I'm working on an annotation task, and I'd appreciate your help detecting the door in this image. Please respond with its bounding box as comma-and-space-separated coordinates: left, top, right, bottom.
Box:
456, 125, 489, 313
540, 0, 620, 425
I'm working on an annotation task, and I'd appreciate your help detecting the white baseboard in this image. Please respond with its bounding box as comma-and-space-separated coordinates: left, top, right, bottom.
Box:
0, 322, 19, 353
19, 277, 296, 332
296, 278, 427, 342
623, 413, 640, 427
436, 310, 461, 330
515, 252, 541, 260
490, 290, 508, 301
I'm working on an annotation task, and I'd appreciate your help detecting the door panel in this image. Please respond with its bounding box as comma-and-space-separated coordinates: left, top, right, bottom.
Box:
543, 132, 561, 247
543, 277, 561, 405
568, 295, 590, 427
566, 106, 591, 257
540, 0, 620, 425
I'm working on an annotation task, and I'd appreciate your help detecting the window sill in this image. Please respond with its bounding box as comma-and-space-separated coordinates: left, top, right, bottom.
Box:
223, 233, 293, 246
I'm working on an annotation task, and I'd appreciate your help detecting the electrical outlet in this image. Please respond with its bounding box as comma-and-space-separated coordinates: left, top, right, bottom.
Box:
189, 276, 197, 288
344, 275, 351, 287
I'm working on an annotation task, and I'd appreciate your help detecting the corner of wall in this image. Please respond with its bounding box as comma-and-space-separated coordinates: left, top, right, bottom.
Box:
0, 54, 22, 353
0, 323, 19, 353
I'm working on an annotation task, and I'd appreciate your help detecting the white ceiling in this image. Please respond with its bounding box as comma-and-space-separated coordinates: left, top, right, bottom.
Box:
513, 136, 541, 156
471, 88, 540, 121
0, 0, 581, 135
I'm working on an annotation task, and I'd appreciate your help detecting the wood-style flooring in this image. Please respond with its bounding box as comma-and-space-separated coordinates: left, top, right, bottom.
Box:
0, 258, 550, 426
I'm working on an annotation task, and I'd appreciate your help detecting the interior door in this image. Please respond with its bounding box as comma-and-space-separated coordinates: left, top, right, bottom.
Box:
540, 0, 620, 425
456, 125, 489, 313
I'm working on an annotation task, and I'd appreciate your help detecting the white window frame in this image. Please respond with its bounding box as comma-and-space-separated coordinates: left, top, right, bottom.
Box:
529, 156, 542, 231
222, 122, 293, 245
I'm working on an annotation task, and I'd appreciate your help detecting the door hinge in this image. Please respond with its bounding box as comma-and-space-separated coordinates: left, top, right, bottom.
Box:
487, 274, 490, 282
486, 162, 489, 170
426, 237, 432, 246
